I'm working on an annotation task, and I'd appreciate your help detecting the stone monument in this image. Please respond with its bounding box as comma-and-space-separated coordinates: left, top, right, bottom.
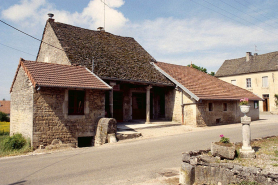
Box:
239, 106, 255, 158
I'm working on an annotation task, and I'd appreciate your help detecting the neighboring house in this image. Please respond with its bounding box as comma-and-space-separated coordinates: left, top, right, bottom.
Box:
153, 62, 262, 126
10, 59, 111, 148
0, 100, 10, 116
215, 51, 278, 113
10, 16, 262, 148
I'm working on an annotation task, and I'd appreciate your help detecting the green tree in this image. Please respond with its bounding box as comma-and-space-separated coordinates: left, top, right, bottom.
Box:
188, 63, 215, 76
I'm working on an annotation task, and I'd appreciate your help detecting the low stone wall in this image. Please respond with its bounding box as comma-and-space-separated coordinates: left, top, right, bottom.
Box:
180, 150, 278, 185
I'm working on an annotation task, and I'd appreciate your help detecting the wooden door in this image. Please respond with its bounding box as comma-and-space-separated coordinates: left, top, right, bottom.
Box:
263, 94, 269, 112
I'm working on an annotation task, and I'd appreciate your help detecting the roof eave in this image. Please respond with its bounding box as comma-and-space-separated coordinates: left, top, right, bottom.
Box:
151, 62, 199, 101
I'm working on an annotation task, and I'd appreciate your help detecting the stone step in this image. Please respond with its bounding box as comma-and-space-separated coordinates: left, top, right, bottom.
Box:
116, 131, 142, 140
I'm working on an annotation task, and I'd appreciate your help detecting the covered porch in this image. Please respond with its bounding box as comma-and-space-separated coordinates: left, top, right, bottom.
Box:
104, 80, 174, 123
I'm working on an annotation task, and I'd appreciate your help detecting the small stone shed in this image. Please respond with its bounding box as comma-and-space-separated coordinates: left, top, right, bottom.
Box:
10, 58, 111, 148
153, 61, 262, 126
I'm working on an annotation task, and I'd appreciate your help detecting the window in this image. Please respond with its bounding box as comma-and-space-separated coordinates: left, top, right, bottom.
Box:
223, 103, 227, 111
231, 80, 236, 85
209, 103, 213, 111
68, 90, 85, 115
262, 76, 268, 87
246, 78, 251, 88
254, 101, 259, 109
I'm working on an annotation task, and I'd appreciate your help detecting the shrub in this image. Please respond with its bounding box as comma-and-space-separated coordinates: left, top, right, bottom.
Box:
0, 111, 9, 122
2, 134, 27, 151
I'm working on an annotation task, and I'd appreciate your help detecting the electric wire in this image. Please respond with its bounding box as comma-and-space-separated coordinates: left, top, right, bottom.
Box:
219, 0, 278, 30
0, 19, 64, 52
234, 0, 278, 26
0, 42, 36, 56
191, 0, 278, 38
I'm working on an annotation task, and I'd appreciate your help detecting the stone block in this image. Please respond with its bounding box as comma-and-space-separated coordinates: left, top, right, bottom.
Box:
179, 162, 195, 185
211, 142, 235, 160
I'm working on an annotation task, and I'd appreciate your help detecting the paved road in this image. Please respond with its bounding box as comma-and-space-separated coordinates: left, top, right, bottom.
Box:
1, 114, 277, 185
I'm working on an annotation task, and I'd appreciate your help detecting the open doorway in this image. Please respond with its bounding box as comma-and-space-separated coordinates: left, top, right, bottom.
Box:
263, 94, 269, 112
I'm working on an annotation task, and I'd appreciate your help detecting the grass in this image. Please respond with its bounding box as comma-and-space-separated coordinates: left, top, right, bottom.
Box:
0, 133, 33, 157
231, 136, 278, 169
0, 121, 10, 135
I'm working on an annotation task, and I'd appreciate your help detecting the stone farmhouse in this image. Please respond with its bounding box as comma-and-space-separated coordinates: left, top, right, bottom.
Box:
215, 51, 278, 113
10, 17, 261, 148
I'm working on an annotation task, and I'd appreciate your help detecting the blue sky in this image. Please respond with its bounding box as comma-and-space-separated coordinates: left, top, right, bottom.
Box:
1, 0, 278, 100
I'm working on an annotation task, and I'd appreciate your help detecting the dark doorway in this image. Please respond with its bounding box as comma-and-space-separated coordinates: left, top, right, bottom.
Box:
78, 136, 94, 147
105, 91, 123, 122
263, 94, 269, 112
132, 92, 153, 119
113, 92, 123, 122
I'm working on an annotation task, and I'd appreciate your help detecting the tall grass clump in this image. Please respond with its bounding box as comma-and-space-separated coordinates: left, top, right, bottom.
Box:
0, 133, 32, 157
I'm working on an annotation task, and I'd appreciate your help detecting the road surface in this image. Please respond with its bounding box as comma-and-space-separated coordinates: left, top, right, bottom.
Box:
0, 114, 277, 185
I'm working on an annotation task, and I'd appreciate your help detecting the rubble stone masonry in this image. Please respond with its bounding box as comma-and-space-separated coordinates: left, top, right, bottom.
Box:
33, 88, 105, 148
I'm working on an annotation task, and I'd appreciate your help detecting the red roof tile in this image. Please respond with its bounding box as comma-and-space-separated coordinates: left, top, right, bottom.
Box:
0, 100, 10, 115
155, 61, 262, 101
11, 58, 111, 92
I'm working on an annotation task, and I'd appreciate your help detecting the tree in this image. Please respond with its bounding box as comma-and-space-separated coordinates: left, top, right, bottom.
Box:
188, 63, 215, 76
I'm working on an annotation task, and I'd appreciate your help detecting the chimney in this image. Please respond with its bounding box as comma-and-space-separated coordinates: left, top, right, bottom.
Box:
97, 27, 105, 32
246, 52, 252, 62
48, 13, 54, 22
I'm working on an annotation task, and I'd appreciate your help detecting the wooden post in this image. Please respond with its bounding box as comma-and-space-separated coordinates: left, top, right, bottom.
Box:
109, 82, 116, 118
146, 85, 152, 124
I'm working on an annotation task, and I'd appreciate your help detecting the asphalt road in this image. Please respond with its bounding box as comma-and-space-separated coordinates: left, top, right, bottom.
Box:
1, 114, 277, 185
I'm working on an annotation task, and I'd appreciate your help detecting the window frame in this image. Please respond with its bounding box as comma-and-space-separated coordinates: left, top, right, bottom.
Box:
68, 90, 85, 115
246, 78, 252, 88
262, 76, 268, 88
231, 80, 236, 85
254, 101, 259, 109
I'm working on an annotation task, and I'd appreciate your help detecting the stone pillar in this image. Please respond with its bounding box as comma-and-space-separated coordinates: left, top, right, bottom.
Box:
146, 85, 152, 124
109, 82, 116, 118
240, 116, 255, 158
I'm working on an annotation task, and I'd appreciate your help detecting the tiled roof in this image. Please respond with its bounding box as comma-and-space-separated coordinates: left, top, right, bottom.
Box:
10, 58, 111, 92
0, 100, 10, 115
154, 61, 262, 101
47, 20, 173, 86
215, 51, 278, 77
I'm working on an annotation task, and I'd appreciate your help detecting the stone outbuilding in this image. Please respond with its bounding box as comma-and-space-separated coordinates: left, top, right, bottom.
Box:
10, 58, 111, 148
153, 61, 262, 126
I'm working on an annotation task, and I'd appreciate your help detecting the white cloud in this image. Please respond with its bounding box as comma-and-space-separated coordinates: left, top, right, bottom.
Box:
1, 0, 128, 33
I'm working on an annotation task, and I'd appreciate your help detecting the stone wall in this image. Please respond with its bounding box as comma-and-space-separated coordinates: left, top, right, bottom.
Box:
37, 21, 71, 65
166, 89, 196, 125
10, 66, 34, 143
180, 150, 278, 185
196, 100, 238, 126
33, 87, 105, 148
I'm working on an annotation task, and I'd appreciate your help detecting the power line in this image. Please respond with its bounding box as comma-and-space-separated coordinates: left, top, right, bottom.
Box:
219, 0, 278, 31
0, 19, 64, 52
234, 0, 278, 24
191, 0, 278, 38
0, 42, 36, 56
